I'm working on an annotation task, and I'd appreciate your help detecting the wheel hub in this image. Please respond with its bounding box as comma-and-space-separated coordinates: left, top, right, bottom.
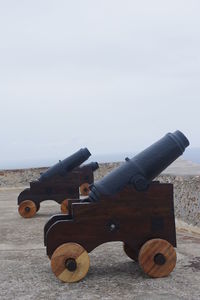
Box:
154, 253, 166, 265
65, 258, 77, 272
25, 206, 31, 213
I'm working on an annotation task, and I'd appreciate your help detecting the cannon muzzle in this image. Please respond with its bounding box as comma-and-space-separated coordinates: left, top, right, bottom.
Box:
89, 130, 189, 202
39, 148, 91, 182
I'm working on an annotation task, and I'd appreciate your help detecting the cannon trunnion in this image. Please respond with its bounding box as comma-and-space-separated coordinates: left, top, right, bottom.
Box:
17, 148, 99, 218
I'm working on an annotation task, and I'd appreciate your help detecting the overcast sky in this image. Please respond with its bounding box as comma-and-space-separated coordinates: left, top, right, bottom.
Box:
0, 1, 200, 168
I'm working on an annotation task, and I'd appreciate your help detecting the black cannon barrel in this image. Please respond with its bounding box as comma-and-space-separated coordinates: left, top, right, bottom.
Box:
39, 148, 91, 182
89, 130, 189, 202
80, 162, 99, 172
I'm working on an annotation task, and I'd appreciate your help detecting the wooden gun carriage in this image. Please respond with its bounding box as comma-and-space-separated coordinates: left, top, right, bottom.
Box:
44, 131, 189, 282
18, 148, 99, 218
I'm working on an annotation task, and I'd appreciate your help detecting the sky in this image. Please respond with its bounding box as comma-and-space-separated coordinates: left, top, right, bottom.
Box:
0, 1, 200, 168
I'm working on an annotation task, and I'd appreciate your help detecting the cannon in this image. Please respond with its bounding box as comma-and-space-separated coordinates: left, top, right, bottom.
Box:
44, 131, 189, 282
18, 148, 99, 218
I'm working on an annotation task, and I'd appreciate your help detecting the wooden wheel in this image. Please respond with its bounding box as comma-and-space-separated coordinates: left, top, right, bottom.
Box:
80, 183, 90, 196
60, 199, 69, 214
123, 243, 138, 261
18, 200, 37, 218
51, 242, 90, 283
138, 238, 176, 278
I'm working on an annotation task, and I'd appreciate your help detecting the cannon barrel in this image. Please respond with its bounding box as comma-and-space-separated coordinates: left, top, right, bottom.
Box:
79, 162, 99, 172
39, 148, 91, 182
89, 130, 189, 202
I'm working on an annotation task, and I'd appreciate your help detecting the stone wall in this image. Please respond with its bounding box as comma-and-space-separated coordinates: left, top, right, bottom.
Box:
0, 163, 199, 226
0, 167, 47, 187
157, 174, 200, 227
0, 163, 122, 188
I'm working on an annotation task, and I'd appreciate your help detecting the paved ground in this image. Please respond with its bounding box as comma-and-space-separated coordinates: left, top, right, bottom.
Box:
1, 188, 200, 300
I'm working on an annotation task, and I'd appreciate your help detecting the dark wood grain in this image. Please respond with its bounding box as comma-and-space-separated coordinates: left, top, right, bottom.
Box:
17, 166, 95, 208
45, 182, 176, 259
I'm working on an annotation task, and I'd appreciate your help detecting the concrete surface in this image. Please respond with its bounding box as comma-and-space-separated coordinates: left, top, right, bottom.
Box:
1, 188, 200, 300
